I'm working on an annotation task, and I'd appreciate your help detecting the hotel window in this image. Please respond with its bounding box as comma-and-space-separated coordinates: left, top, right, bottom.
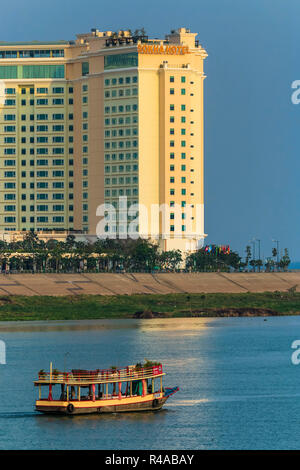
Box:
170, 116, 175, 123
37, 125, 48, 132
53, 98, 64, 105
4, 205, 16, 211
53, 204, 64, 211
4, 194, 16, 202
181, 76, 186, 83
170, 128, 175, 135
53, 114, 64, 120
52, 148, 64, 155
37, 148, 48, 155
4, 137, 15, 143
37, 99, 48, 105
53, 136, 64, 143
181, 165, 186, 171
170, 88, 174, 95
181, 89, 186, 95
181, 129, 186, 135
181, 177, 186, 183
170, 104, 174, 111
52, 87, 64, 94
181, 189, 186, 195
170, 76, 174, 82
170, 141, 175, 147
37, 88, 48, 94
181, 141, 186, 147
37, 159, 48, 166
170, 189, 175, 195
82, 84, 88, 92
181, 104, 186, 111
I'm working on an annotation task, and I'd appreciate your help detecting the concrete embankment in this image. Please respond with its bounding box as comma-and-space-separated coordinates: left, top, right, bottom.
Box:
0, 272, 298, 296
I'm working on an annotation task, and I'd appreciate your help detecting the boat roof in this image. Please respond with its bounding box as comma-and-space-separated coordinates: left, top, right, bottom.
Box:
34, 365, 165, 386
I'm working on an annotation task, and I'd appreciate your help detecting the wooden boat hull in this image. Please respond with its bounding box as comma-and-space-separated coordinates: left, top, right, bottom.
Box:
36, 394, 168, 415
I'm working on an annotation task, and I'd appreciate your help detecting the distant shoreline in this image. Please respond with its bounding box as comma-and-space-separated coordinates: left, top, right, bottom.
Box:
0, 292, 299, 322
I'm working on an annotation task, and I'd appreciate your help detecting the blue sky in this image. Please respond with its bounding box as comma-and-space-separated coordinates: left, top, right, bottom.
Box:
1, 0, 299, 261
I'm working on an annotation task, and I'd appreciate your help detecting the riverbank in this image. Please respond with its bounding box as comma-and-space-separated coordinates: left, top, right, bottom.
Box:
0, 291, 299, 321
0, 272, 299, 296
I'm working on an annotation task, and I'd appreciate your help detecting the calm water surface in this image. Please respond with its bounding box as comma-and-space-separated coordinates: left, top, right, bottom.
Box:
0, 316, 300, 450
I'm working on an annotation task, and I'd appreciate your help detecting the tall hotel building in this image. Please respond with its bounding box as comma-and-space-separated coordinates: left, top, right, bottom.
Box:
0, 27, 207, 251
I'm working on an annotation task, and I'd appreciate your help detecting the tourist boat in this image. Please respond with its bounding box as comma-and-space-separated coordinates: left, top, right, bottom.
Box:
34, 361, 179, 415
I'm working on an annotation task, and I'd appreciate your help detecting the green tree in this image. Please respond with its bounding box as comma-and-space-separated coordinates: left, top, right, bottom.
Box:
279, 248, 291, 272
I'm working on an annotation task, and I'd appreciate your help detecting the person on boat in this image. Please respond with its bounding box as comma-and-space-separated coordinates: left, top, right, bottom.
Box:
60, 384, 66, 401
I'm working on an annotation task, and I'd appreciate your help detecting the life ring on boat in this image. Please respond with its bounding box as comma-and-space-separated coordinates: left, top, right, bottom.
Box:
152, 399, 159, 408
67, 403, 74, 414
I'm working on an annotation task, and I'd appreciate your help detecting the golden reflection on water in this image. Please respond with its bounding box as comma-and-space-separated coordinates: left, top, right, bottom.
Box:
0, 317, 216, 333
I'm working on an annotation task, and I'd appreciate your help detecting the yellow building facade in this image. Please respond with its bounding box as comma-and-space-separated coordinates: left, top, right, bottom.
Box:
0, 27, 207, 252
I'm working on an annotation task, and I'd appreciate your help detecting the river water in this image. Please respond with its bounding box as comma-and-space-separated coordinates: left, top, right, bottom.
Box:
0, 316, 300, 450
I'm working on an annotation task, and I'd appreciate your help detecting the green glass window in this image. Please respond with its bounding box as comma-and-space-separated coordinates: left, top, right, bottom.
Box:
104, 53, 138, 69
0, 66, 17, 79
22, 65, 65, 79
82, 62, 89, 76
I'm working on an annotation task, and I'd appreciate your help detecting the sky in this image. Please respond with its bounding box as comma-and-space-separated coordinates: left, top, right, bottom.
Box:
0, 0, 299, 262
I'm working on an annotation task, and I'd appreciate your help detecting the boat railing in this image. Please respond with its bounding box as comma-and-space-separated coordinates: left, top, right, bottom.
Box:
36, 365, 163, 384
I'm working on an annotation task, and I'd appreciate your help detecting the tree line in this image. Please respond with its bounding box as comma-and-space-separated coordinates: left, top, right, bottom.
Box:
0, 232, 291, 273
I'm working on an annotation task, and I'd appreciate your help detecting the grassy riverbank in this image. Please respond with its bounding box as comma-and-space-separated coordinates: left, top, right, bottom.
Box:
0, 291, 299, 321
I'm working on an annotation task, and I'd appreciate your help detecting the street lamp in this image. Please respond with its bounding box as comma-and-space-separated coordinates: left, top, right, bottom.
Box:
254, 238, 261, 272
249, 238, 256, 272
